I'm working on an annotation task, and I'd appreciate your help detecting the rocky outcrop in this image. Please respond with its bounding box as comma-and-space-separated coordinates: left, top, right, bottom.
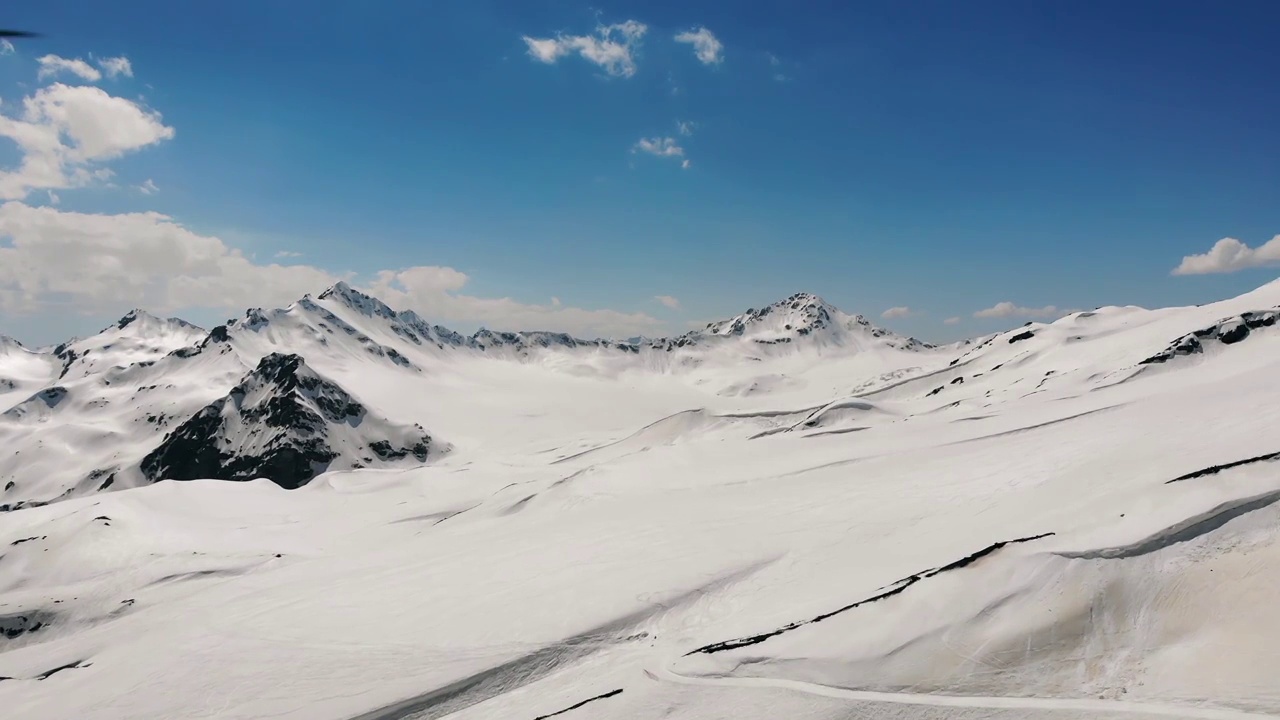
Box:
140, 353, 444, 489
1140, 309, 1278, 365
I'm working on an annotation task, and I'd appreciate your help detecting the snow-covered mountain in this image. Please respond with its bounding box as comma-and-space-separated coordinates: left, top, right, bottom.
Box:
140, 352, 445, 489
0, 284, 928, 509
3, 278, 1280, 719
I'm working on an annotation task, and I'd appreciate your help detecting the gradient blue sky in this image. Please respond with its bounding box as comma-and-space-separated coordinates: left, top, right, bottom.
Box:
0, 0, 1278, 346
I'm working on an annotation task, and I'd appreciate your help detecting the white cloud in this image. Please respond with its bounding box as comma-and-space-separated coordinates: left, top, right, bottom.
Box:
45, 190, 59, 205
0, 203, 665, 339
96, 56, 134, 79
0, 82, 174, 200
681, 159, 690, 170
1, 40, 14, 57
677, 120, 695, 136
944, 316, 961, 325
654, 295, 681, 310
138, 178, 159, 194
522, 20, 648, 78
1172, 235, 1280, 275
674, 27, 723, 65
368, 267, 664, 338
37, 55, 102, 82
523, 37, 568, 64
633, 136, 684, 158
973, 301, 1062, 319
274, 250, 303, 259
0, 202, 336, 315
880, 306, 912, 319
767, 52, 791, 82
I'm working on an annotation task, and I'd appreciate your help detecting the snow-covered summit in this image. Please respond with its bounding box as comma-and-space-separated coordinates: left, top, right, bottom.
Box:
140, 352, 446, 489
684, 292, 932, 352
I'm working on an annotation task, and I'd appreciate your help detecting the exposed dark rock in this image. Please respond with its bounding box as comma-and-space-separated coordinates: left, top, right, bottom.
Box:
140, 353, 440, 490
36, 660, 89, 680
10, 536, 44, 545
926, 386, 944, 397
87, 468, 116, 491
688, 533, 1054, 655
1, 610, 54, 640
3, 481, 12, 492
533, 689, 624, 720
1165, 450, 1280, 484
1141, 309, 1278, 364
1008, 331, 1035, 344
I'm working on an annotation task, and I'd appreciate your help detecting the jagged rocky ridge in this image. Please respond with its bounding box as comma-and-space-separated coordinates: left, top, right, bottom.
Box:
140, 353, 444, 489
313, 283, 932, 355
1140, 308, 1278, 365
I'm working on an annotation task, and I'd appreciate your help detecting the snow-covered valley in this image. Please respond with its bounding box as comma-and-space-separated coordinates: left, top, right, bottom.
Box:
3, 280, 1280, 719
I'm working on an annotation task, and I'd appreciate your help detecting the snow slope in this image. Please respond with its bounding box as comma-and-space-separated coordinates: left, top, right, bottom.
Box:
2, 279, 1280, 719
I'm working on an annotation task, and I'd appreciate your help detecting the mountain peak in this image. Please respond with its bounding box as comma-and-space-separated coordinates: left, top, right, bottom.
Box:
140, 351, 445, 489
111, 309, 201, 334
317, 281, 398, 320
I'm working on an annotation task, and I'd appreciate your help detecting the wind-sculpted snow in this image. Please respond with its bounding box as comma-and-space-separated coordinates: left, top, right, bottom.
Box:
687, 533, 1055, 655
2, 279, 1280, 719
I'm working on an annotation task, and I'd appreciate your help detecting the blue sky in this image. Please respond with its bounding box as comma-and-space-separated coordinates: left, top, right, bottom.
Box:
0, 0, 1278, 345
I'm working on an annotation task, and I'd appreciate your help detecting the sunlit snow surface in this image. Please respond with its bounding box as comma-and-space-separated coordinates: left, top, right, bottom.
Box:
2, 282, 1280, 719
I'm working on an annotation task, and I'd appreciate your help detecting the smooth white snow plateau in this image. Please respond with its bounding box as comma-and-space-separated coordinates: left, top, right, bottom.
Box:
2, 281, 1280, 719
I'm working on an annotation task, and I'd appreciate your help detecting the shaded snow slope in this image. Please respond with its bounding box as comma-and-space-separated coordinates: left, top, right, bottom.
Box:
3, 279, 1280, 719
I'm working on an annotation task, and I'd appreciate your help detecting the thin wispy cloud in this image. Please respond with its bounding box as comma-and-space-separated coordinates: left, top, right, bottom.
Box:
881, 306, 912, 319
674, 27, 723, 65
633, 137, 688, 168
654, 295, 681, 310
37, 55, 102, 82
944, 316, 961, 325
138, 178, 159, 195
1172, 235, 1280, 275
0, 40, 14, 57
274, 250, 303, 259
522, 20, 648, 78
97, 56, 134, 79
0, 203, 666, 339
677, 120, 696, 137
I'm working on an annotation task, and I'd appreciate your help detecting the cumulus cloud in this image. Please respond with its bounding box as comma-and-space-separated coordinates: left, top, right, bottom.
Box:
96, 56, 133, 79
0, 203, 665, 339
0, 202, 336, 315
944, 316, 961, 325
367, 267, 665, 338
674, 27, 723, 65
654, 295, 681, 310
1172, 235, 1280, 275
522, 20, 648, 78
0, 82, 174, 200
973, 301, 1063, 319
37, 55, 102, 82
880, 306, 912, 319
